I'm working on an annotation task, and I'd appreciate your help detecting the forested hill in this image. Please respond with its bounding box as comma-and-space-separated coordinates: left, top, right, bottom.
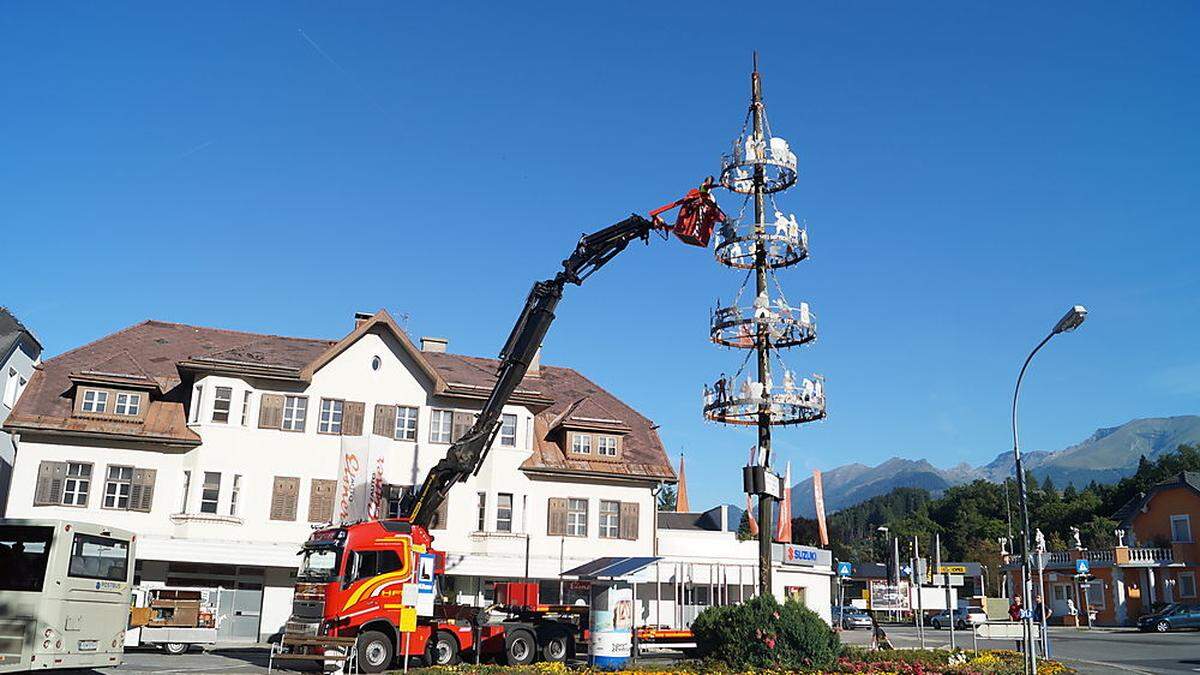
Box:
788, 444, 1200, 569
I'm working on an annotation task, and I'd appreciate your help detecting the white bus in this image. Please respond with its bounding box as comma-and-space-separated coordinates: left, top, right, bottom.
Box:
0, 519, 135, 672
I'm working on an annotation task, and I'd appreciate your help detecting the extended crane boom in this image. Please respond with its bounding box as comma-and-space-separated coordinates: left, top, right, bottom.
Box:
403, 188, 724, 529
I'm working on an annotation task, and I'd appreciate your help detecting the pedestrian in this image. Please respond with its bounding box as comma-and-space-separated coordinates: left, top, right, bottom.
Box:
1008, 595, 1022, 622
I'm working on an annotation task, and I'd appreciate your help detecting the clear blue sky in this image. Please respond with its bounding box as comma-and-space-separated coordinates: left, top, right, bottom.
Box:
4, 3, 1198, 509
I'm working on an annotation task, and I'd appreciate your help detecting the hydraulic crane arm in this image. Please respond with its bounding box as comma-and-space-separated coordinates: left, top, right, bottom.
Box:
403, 188, 724, 529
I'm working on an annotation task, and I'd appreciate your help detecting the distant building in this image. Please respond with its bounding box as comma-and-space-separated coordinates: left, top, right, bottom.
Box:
0, 307, 42, 516
1003, 471, 1199, 625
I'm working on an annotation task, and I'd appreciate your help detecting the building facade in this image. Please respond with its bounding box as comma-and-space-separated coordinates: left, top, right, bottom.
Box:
3, 311, 675, 640
1002, 472, 1200, 625
0, 307, 43, 517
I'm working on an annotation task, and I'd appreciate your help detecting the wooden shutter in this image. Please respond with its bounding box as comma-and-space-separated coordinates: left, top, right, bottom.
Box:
258, 394, 285, 429
372, 404, 397, 437
129, 468, 157, 513
34, 461, 67, 506
431, 498, 449, 530
547, 497, 567, 536
619, 502, 639, 540
307, 478, 336, 523
342, 401, 365, 436
270, 476, 300, 521
452, 411, 475, 442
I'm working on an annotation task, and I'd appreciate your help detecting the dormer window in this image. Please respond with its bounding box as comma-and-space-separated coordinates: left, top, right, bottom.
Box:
114, 392, 142, 416
598, 435, 618, 457
571, 433, 592, 454
81, 389, 109, 414
211, 387, 233, 423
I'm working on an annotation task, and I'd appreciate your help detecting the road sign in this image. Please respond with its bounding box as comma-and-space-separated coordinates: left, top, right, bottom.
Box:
837, 562, 853, 578
929, 573, 965, 586
1075, 559, 1089, 575
975, 622, 1041, 640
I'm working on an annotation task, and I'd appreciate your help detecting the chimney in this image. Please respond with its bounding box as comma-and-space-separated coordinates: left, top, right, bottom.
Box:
420, 337, 448, 353
528, 346, 542, 376
354, 311, 373, 329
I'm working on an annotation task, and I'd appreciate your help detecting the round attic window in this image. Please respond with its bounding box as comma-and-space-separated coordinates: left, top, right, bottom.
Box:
371, 355, 382, 371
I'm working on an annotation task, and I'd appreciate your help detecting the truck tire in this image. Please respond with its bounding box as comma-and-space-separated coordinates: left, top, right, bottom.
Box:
539, 627, 570, 663
357, 630, 395, 673
425, 630, 461, 666
504, 629, 537, 666
163, 642, 188, 655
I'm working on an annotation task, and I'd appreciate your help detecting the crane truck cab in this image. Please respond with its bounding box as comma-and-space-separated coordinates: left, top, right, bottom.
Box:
284, 519, 572, 672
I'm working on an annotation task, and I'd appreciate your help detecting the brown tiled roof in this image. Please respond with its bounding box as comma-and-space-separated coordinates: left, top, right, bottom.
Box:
422, 351, 672, 481
6, 319, 674, 482
6, 321, 331, 446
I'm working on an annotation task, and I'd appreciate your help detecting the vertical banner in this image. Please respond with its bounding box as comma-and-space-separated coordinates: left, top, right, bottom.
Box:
813, 469, 829, 546
335, 433, 365, 525
745, 447, 759, 536
774, 461, 792, 542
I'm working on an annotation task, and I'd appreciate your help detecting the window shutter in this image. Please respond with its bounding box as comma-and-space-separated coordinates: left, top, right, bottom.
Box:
308, 478, 336, 523
619, 502, 639, 540
372, 404, 397, 437
258, 394, 285, 429
129, 468, 157, 513
34, 461, 67, 506
270, 476, 300, 521
431, 498, 449, 530
452, 411, 475, 442
342, 401, 365, 436
547, 497, 567, 536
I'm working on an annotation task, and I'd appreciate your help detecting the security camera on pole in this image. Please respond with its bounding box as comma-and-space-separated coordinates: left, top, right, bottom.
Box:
703, 55, 826, 596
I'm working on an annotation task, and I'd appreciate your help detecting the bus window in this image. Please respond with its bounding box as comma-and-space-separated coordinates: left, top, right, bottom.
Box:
68, 533, 129, 582
0, 525, 53, 592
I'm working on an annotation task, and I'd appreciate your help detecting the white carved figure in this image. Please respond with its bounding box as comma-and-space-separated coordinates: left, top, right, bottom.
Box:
1035, 528, 1047, 554
783, 369, 796, 392
770, 136, 790, 162
813, 377, 824, 401
999, 537, 1009, 555
1114, 529, 1127, 546
799, 228, 808, 250
749, 380, 764, 402
744, 138, 759, 162
799, 302, 811, 325
753, 290, 770, 319
773, 210, 790, 237
1070, 526, 1082, 549
703, 385, 714, 407
728, 242, 743, 261
739, 378, 752, 400
801, 378, 815, 402
788, 214, 800, 239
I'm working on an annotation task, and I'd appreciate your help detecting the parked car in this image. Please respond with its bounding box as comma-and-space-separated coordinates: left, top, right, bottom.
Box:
929, 608, 987, 630
831, 606, 874, 630
1137, 603, 1200, 632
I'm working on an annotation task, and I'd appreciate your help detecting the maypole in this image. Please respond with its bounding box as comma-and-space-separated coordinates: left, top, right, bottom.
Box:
703, 55, 826, 595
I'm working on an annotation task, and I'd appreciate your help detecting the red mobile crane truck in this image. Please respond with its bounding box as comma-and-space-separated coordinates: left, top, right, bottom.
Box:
279, 188, 724, 672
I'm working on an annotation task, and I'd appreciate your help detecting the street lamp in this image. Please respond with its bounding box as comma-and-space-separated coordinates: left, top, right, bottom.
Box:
1012, 305, 1087, 674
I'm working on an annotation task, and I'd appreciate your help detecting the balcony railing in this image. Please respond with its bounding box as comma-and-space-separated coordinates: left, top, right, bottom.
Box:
1007, 546, 1176, 568
1120, 547, 1174, 565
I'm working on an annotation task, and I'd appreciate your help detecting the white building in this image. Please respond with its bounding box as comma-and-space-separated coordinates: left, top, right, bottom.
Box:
0, 307, 43, 517
4, 310, 830, 640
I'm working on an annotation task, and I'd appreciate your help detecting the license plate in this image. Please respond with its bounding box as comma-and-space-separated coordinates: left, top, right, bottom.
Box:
78, 640, 98, 651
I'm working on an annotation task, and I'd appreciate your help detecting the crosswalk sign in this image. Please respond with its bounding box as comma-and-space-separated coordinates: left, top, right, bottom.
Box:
1075, 559, 1089, 574
837, 562, 853, 578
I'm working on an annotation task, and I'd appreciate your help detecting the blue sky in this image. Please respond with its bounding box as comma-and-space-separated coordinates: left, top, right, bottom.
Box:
3, 2, 1198, 509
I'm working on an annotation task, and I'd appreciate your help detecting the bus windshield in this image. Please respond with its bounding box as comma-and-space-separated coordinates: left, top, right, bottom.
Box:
0, 525, 54, 592
298, 547, 340, 583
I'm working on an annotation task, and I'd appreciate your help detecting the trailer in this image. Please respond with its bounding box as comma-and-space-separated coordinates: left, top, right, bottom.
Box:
124, 588, 217, 655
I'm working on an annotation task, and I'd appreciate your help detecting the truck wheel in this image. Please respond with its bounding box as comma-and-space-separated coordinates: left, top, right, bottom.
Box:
163, 643, 188, 655
426, 630, 461, 666
504, 629, 537, 666
357, 630, 395, 673
540, 630, 570, 662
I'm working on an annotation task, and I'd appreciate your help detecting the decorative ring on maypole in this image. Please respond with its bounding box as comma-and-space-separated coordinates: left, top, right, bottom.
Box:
719, 136, 798, 194
714, 216, 809, 270
702, 374, 827, 426
710, 301, 816, 350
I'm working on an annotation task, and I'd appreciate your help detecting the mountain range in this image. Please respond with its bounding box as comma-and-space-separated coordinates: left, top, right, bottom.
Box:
791, 415, 1200, 517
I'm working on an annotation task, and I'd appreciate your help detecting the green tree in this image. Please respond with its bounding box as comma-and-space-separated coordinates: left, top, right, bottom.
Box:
736, 510, 755, 541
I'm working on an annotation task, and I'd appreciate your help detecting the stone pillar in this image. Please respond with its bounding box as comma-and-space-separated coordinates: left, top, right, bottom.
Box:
1163, 570, 1174, 603
1147, 568, 1157, 604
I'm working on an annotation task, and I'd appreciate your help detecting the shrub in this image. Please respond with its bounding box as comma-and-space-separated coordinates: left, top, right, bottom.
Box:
689, 594, 840, 671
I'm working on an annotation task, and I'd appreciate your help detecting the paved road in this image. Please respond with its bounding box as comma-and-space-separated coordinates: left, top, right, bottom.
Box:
842, 624, 1200, 674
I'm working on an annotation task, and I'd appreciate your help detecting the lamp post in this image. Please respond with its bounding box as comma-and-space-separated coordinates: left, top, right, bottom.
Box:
1012, 305, 1087, 674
